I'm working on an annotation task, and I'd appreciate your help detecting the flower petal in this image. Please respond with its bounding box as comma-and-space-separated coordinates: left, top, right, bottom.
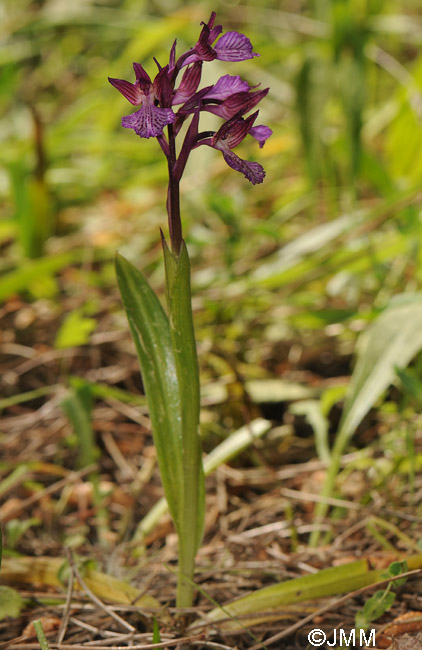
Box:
203, 75, 250, 101
221, 150, 265, 184
203, 11, 222, 45
169, 39, 177, 70
121, 104, 175, 138
249, 125, 273, 148
108, 77, 143, 105
195, 24, 217, 61
133, 63, 151, 83
214, 31, 259, 61
180, 53, 200, 67
153, 65, 173, 107
208, 25, 223, 44
181, 15, 223, 68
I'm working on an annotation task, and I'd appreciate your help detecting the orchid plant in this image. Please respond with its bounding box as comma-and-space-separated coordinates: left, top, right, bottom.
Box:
110, 12, 271, 609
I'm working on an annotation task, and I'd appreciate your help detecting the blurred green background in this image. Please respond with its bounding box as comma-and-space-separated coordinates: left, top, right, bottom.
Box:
2, 0, 422, 402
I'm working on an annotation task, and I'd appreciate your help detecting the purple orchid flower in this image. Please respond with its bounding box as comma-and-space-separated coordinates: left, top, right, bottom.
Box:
199, 86, 269, 121
180, 12, 259, 67
174, 73, 250, 110
196, 111, 272, 185
109, 63, 175, 138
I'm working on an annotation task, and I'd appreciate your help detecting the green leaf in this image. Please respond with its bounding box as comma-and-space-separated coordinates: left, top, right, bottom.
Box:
116, 247, 204, 607
163, 240, 205, 606
202, 555, 422, 632
383, 560, 408, 578
134, 418, 271, 541
396, 366, 422, 408
362, 590, 396, 624
311, 294, 422, 545
202, 559, 376, 630
115, 253, 184, 531
55, 309, 97, 349
340, 294, 422, 442
290, 400, 330, 463
0, 586, 23, 620
381, 560, 408, 587
163, 240, 204, 549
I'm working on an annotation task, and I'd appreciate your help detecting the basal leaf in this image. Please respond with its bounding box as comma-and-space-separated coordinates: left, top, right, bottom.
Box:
163, 240, 205, 606
115, 253, 184, 530
163, 241, 205, 549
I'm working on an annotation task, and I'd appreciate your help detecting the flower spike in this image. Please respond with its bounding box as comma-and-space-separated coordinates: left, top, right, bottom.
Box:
109, 12, 270, 180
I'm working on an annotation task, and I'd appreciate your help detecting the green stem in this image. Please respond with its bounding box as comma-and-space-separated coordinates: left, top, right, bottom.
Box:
309, 425, 348, 547
177, 544, 195, 608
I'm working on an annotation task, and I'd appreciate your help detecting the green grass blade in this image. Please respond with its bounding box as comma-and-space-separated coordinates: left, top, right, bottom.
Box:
61, 387, 96, 469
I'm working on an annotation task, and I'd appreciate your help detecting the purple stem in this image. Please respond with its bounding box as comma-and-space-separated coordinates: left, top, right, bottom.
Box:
166, 123, 182, 255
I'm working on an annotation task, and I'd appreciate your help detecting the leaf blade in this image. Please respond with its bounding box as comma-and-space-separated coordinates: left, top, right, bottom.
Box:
163, 240, 205, 606
115, 253, 184, 530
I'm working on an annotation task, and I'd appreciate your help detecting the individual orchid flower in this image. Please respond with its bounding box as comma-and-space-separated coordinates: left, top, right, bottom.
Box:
108, 63, 175, 138
179, 12, 259, 68
174, 77, 268, 129
176, 74, 251, 113
201, 86, 269, 120
174, 73, 249, 111
196, 111, 272, 185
